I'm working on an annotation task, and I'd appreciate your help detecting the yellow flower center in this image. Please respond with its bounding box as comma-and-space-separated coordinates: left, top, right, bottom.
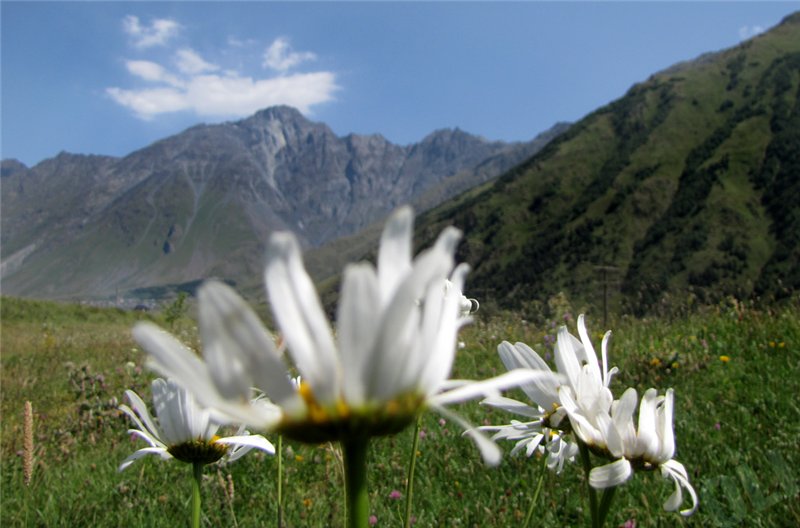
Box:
167, 435, 228, 465
278, 382, 424, 444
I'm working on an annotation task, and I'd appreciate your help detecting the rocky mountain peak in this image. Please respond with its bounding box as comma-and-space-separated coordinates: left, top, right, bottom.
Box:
1, 105, 566, 300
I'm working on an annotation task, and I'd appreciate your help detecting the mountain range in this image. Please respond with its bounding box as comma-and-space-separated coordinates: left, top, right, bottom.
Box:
414, 12, 800, 315
3, 12, 798, 315
1, 106, 567, 300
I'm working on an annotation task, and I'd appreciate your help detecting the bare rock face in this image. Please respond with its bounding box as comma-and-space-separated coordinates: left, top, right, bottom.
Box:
1, 105, 566, 299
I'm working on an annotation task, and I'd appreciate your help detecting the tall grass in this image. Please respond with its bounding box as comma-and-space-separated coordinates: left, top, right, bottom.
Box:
2, 295, 798, 526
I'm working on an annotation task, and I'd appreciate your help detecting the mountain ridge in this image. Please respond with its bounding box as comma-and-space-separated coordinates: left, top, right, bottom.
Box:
413, 12, 800, 315
1, 105, 567, 300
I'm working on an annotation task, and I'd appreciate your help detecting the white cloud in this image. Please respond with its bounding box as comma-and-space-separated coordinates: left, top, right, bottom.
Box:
227, 36, 257, 48
111, 21, 336, 120
738, 25, 766, 40
184, 72, 337, 116
175, 48, 219, 75
262, 37, 317, 72
126, 60, 183, 87
106, 87, 189, 119
123, 15, 181, 49
108, 59, 337, 120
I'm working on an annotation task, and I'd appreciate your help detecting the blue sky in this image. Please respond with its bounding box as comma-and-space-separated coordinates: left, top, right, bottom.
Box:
2, 1, 798, 167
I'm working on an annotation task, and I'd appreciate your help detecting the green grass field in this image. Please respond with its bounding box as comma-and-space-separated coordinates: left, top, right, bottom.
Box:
1, 295, 798, 527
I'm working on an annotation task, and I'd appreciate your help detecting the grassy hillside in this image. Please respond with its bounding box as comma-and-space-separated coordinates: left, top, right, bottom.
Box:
417, 13, 800, 316
1, 296, 798, 526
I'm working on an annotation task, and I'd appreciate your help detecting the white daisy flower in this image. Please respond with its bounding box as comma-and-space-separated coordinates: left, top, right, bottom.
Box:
119, 378, 274, 471
134, 206, 541, 465
479, 340, 577, 471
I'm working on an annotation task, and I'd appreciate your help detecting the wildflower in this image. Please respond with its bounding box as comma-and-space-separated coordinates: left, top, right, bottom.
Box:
719, 355, 730, 363
479, 341, 575, 472
118, 378, 274, 471
389, 489, 403, 499
369, 515, 378, 525
580, 387, 699, 516
134, 207, 540, 465
482, 316, 617, 471
487, 316, 698, 517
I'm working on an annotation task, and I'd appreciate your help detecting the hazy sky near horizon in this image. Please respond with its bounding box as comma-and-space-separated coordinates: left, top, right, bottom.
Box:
2, 1, 798, 166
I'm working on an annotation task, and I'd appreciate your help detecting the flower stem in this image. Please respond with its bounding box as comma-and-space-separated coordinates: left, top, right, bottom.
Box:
404, 415, 423, 528
597, 487, 617, 528
276, 435, 283, 528
192, 462, 203, 528
342, 436, 370, 528
578, 441, 599, 528
523, 453, 548, 528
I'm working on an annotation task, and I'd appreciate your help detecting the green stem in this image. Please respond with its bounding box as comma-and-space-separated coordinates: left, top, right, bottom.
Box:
404, 415, 423, 528
191, 462, 203, 528
578, 441, 599, 528
342, 436, 370, 528
522, 452, 548, 528
597, 487, 617, 528
277, 435, 283, 528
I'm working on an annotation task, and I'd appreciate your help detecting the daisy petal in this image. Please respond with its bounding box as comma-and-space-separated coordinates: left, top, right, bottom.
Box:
498, 342, 560, 409
481, 395, 543, 419
121, 390, 161, 440
662, 459, 699, 516
216, 434, 275, 453
118, 447, 170, 471
431, 369, 552, 407
199, 281, 296, 405
337, 263, 381, 405
433, 404, 502, 466
265, 232, 340, 403
577, 314, 602, 382
589, 458, 632, 489
377, 205, 414, 302
136, 323, 283, 427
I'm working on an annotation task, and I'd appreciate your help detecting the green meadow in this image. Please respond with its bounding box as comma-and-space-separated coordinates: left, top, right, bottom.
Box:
1, 295, 798, 527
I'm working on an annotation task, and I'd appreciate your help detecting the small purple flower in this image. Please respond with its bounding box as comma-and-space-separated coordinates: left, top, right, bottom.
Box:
418, 429, 427, 440
369, 515, 378, 525
622, 520, 636, 528
714, 422, 721, 431
389, 489, 402, 500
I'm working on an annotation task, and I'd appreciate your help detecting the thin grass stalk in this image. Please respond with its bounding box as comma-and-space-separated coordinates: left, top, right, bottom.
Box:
523, 453, 549, 528
23, 401, 34, 486
403, 415, 423, 528
578, 441, 600, 528
277, 435, 283, 528
597, 486, 617, 528
192, 462, 203, 528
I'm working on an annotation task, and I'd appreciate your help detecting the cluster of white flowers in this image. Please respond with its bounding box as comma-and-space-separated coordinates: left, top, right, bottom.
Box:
127, 206, 542, 465
481, 315, 698, 516
118, 205, 697, 524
